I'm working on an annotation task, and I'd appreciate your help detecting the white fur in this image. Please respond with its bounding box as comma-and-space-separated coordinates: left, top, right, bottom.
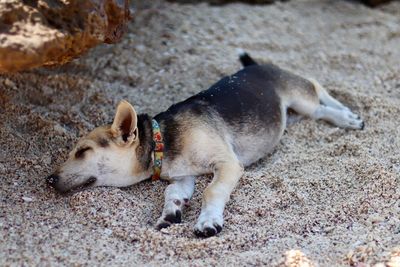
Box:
58, 142, 150, 191
307, 79, 363, 129
312, 105, 363, 129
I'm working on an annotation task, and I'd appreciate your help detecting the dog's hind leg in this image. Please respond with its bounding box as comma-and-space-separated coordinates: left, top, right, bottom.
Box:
286, 78, 364, 130
312, 105, 364, 129
309, 79, 364, 129
156, 176, 195, 230
309, 78, 352, 111
194, 158, 244, 237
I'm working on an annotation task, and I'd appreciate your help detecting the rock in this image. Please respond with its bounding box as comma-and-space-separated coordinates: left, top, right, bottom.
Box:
279, 250, 315, 267
0, 0, 131, 73
361, 0, 392, 6
170, 0, 392, 6
169, 0, 279, 3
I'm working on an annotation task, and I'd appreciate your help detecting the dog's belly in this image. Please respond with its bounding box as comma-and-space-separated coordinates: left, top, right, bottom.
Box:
229, 117, 284, 166
194, 66, 285, 167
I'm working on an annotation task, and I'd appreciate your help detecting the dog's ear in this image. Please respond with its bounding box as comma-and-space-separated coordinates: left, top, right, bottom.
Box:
111, 100, 138, 146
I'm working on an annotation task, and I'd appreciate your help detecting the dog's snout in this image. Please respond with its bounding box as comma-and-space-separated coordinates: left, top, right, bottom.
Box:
46, 174, 59, 187
84, 176, 97, 187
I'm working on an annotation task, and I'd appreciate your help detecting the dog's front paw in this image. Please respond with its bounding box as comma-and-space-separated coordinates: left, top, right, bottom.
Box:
194, 213, 223, 237
156, 209, 182, 230
156, 199, 187, 230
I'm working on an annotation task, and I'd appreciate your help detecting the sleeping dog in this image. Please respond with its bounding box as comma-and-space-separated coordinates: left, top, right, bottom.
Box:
47, 52, 364, 237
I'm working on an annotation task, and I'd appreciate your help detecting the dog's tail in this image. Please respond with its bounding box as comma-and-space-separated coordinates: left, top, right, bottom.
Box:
237, 48, 258, 67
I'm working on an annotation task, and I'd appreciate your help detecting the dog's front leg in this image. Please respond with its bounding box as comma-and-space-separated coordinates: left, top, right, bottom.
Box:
156, 176, 195, 230
194, 160, 243, 237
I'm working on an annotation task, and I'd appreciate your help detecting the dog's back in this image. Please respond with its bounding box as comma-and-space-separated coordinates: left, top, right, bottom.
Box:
156, 58, 309, 166
157, 52, 323, 166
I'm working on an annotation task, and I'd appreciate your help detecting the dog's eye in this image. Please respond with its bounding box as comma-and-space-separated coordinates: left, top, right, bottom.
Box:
75, 147, 92, 159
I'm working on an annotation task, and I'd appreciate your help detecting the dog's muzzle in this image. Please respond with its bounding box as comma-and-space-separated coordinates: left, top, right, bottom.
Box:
46, 173, 97, 193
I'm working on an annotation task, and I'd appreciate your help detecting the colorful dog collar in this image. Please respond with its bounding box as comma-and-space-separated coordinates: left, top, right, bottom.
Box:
151, 119, 164, 181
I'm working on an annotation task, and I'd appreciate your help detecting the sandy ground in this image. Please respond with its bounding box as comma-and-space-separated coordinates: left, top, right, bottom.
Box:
1, 0, 399, 266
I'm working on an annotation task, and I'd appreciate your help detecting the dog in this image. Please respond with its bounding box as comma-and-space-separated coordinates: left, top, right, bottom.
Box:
47, 51, 364, 237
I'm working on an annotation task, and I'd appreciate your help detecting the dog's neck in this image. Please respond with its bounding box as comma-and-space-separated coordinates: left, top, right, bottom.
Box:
136, 111, 182, 180
136, 114, 168, 180
136, 114, 156, 177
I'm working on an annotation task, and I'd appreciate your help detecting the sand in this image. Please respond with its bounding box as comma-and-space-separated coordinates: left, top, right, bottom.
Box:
0, 0, 399, 266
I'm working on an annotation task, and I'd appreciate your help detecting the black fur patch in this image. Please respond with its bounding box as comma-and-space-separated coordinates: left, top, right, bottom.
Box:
153, 112, 184, 162
164, 210, 182, 224
239, 52, 258, 67
136, 114, 154, 171
194, 65, 282, 127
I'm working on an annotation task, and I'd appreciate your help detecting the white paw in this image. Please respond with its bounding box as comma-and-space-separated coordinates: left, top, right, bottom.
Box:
156, 198, 188, 230
341, 109, 364, 130
194, 211, 223, 237
344, 109, 359, 120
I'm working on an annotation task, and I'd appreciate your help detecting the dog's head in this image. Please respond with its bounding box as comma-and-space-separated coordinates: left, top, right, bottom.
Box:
47, 101, 152, 193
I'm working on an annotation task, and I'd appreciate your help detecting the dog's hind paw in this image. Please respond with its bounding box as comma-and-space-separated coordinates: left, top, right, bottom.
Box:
194, 213, 223, 237
341, 109, 365, 130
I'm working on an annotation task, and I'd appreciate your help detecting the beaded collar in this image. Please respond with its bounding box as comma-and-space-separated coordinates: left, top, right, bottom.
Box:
151, 119, 164, 181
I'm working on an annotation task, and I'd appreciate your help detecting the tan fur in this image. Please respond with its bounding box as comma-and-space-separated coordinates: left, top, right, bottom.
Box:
111, 100, 138, 146
52, 103, 150, 192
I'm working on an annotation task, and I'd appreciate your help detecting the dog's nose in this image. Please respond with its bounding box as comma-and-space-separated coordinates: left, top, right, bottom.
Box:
46, 174, 59, 187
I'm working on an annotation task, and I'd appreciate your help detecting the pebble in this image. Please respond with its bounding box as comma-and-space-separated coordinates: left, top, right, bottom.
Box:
22, 196, 34, 202
104, 228, 113, 236
53, 124, 67, 135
